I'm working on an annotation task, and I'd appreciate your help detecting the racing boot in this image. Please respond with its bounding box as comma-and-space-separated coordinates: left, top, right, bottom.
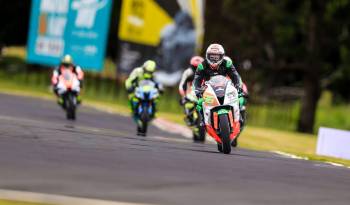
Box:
54, 88, 64, 108
129, 96, 139, 121
57, 96, 64, 107
56, 94, 66, 109
196, 98, 205, 128
184, 102, 196, 126
76, 95, 82, 105
150, 101, 157, 119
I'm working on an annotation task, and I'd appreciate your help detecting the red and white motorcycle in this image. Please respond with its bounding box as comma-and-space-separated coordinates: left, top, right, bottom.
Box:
56, 69, 80, 120
202, 75, 241, 154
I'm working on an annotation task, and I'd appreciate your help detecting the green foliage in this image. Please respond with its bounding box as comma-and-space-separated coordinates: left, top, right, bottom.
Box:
205, 0, 350, 133
248, 103, 299, 131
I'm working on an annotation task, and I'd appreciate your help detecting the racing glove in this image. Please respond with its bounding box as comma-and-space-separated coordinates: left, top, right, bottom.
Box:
236, 85, 243, 95
179, 97, 187, 105
195, 85, 206, 99
127, 87, 134, 94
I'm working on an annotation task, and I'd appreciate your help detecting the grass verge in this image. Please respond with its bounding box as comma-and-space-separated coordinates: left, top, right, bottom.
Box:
0, 200, 49, 205
0, 81, 350, 167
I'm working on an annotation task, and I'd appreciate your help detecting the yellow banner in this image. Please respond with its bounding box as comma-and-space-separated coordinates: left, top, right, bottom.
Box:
118, 0, 173, 46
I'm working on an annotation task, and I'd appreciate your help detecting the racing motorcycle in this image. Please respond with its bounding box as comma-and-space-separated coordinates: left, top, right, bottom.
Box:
202, 75, 241, 154
57, 68, 80, 120
182, 83, 206, 142
134, 80, 159, 136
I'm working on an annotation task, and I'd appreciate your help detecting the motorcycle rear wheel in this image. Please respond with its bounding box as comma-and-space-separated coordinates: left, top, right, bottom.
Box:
193, 126, 205, 142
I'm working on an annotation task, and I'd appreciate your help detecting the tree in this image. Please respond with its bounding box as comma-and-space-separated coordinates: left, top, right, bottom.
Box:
0, 1, 31, 46
204, 0, 350, 133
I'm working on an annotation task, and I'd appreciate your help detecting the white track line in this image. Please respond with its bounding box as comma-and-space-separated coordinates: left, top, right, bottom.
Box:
272, 151, 350, 169
152, 118, 215, 143
0, 189, 151, 205
153, 118, 193, 138
272, 151, 309, 160
324, 162, 345, 167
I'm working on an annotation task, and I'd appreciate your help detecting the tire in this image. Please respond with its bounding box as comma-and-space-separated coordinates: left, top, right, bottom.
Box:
217, 143, 223, 152
66, 93, 76, 120
231, 138, 238, 147
193, 125, 205, 142
219, 114, 231, 154
139, 108, 149, 135
137, 126, 146, 136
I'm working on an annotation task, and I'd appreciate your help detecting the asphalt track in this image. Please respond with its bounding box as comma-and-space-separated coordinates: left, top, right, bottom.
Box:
0, 93, 349, 205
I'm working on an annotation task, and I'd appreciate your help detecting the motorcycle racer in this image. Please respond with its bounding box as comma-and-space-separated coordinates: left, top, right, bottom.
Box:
125, 60, 163, 119
194, 44, 244, 146
178, 56, 204, 126
194, 43, 242, 112
179, 56, 204, 98
51, 55, 84, 105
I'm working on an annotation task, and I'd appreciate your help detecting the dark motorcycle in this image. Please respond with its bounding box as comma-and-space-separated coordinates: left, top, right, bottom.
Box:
182, 84, 206, 142
134, 80, 159, 136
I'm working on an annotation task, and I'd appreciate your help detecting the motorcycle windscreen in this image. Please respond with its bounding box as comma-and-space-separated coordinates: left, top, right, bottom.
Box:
208, 76, 228, 104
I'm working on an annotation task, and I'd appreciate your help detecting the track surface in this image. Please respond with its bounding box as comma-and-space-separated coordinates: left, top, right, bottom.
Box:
0, 93, 349, 205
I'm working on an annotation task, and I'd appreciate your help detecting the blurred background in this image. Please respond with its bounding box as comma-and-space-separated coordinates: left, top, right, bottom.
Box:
0, 0, 349, 134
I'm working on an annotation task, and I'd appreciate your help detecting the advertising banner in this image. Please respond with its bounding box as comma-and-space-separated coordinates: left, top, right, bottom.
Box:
317, 127, 350, 160
27, 0, 112, 71
117, 0, 205, 86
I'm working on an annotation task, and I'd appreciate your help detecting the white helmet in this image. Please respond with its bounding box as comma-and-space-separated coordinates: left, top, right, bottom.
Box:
206, 43, 225, 70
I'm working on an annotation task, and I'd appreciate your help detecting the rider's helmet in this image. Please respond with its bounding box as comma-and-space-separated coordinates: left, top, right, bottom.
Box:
61, 54, 74, 68
205, 44, 225, 70
190, 56, 204, 72
142, 60, 156, 79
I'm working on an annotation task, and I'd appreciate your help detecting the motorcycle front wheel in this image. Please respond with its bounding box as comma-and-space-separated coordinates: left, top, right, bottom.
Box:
66, 93, 76, 120
137, 108, 149, 136
219, 114, 231, 154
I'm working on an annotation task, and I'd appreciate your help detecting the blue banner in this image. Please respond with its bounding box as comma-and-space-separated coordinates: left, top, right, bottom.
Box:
27, 0, 112, 71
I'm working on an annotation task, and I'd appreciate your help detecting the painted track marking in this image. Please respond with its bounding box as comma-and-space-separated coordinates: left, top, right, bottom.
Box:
0, 189, 152, 205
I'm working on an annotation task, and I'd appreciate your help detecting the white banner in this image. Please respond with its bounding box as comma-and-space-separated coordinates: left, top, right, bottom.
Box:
317, 127, 350, 160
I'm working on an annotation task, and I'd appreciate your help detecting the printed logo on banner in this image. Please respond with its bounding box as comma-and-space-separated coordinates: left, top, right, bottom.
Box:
117, 0, 205, 86
35, 0, 68, 57
27, 0, 112, 71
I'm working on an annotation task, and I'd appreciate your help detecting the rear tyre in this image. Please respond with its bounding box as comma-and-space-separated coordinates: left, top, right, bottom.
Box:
231, 138, 238, 147
193, 126, 205, 142
219, 114, 231, 154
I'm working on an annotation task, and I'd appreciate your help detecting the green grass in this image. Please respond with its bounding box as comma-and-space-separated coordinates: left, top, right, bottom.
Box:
0, 200, 50, 205
240, 126, 350, 166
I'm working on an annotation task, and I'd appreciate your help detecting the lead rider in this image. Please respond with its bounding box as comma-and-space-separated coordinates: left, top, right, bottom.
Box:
194, 43, 242, 125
